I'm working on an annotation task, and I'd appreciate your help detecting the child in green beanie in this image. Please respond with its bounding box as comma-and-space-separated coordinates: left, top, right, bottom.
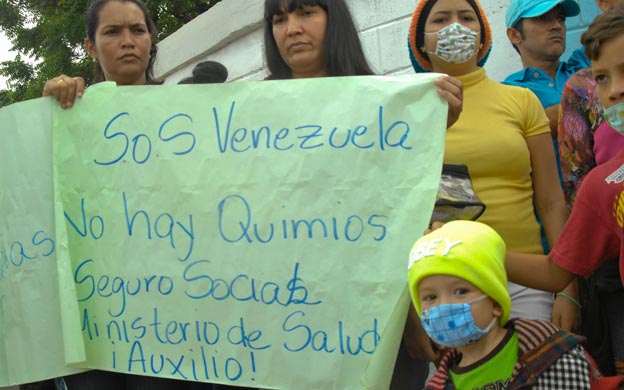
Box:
408, 220, 616, 389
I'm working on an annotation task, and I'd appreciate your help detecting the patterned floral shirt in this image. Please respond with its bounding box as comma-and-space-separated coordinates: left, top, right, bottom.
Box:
558, 68, 604, 208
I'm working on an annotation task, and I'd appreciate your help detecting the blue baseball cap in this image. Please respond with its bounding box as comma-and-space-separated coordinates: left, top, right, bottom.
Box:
506, 0, 580, 28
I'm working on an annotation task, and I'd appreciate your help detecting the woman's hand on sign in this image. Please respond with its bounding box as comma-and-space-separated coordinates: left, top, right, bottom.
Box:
43, 75, 86, 109
434, 76, 463, 129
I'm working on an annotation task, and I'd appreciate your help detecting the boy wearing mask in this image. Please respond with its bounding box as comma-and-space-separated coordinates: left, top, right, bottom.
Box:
408, 221, 616, 389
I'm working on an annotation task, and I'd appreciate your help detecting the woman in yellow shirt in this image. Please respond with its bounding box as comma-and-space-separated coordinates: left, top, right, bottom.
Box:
404, 0, 570, 362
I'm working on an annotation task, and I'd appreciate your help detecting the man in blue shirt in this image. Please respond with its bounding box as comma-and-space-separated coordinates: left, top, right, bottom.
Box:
504, 0, 585, 139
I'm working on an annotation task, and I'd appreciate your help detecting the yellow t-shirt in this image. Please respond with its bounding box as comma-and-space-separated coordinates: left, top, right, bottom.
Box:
444, 68, 550, 255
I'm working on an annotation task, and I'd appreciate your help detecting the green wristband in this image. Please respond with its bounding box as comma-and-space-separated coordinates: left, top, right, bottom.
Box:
556, 291, 581, 308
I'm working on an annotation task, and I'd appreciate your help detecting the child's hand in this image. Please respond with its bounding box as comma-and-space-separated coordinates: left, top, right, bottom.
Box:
552, 294, 580, 332
425, 221, 446, 235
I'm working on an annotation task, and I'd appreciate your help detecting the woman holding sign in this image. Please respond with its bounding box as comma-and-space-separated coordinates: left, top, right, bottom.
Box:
262, 0, 462, 388
41, 0, 160, 109
404, 0, 569, 363
50, 3, 215, 390
263, 0, 464, 128
263, 0, 372, 79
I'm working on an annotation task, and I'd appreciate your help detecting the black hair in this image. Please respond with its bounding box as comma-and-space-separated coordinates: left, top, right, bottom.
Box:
415, 0, 487, 63
85, 0, 160, 84
177, 61, 229, 84
263, 0, 374, 79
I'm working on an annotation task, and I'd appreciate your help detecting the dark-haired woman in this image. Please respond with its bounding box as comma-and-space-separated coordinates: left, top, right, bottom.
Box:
264, 0, 372, 79
263, 0, 463, 128
42, 0, 160, 109
49, 3, 213, 389
262, 1, 462, 388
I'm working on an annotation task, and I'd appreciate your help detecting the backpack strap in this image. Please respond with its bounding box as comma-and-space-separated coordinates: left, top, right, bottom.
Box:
511, 329, 581, 387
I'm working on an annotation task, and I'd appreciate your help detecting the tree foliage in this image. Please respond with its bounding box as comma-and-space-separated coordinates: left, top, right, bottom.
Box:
0, 0, 222, 105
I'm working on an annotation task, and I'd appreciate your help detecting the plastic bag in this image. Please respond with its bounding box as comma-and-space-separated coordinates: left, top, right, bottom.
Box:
431, 164, 485, 223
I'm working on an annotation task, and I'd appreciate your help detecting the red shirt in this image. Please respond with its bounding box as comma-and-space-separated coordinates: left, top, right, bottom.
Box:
550, 148, 624, 285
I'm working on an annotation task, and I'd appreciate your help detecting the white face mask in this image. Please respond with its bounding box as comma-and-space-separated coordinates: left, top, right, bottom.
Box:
425, 22, 479, 64
604, 102, 624, 135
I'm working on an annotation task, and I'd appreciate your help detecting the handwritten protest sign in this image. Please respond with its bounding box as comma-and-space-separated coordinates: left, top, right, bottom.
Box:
0, 98, 84, 386
1, 74, 446, 388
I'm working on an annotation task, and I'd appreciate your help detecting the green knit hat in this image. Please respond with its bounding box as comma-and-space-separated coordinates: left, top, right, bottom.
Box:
407, 220, 511, 325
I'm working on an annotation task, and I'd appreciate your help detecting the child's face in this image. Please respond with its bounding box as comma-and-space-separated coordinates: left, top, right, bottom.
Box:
592, 34, 624, 109
418, 274, 502, 330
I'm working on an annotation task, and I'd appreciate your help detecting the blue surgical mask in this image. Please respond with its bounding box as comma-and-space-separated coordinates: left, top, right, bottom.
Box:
604, 102, 624, 135
421, 294, 496, 348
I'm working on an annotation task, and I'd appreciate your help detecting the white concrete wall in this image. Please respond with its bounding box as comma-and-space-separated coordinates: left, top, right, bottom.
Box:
154, 0, 601, 84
